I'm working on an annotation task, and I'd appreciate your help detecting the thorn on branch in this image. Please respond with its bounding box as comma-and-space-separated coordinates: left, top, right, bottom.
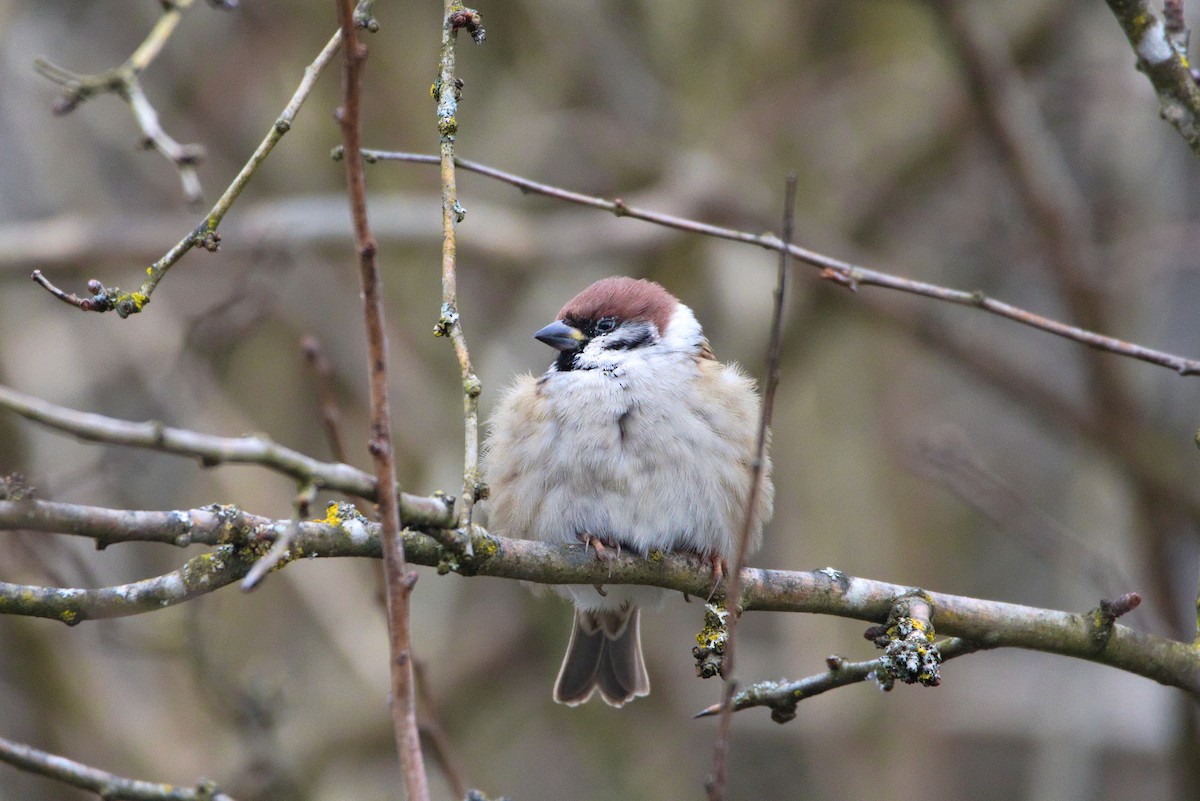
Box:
819, 265, 858, 291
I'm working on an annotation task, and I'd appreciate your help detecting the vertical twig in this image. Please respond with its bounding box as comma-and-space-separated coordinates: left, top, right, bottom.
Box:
332, 2, 430, 799
434, 4, 485, 533
707, 174, 796, 801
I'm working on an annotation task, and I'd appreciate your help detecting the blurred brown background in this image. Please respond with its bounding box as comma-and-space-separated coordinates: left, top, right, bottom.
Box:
2, 0, 1200, 799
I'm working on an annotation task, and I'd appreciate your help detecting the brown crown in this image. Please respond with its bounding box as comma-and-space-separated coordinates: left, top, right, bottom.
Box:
557, 276, 677, 334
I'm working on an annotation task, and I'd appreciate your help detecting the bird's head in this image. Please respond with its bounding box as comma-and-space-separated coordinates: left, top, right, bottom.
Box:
535, 276, 707, 372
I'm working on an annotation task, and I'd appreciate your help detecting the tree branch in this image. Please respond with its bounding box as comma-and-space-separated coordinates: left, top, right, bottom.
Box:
1103, 0, 1200, 156
1, 499, 1196, 696
434, 4, 485, 533
332, 0, 430, 796
696, 637, 986, 723
0, 733, 237, 801
0, 382, 454, 529
360, 149, 1200, 376
708, 175, 795, 801
32, 28, 343, 317
33, 0, 209, 204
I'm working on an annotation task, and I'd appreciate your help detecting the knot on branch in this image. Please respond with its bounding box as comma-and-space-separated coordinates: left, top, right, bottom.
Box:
193, 228, 221, 252
354, 0, 380, 32
693, 601, 730, 679
318, 500, 372, 541
464, 791, 510, 801
870, 590, 942, 688
1088, 592, 1142, 650
0, 472, 36, 502
448, 6, 486, 44
434, 303, 460, 337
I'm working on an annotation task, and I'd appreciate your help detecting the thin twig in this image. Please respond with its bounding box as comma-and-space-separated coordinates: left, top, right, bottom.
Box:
0, 499, 1192, 695
0, 382, 453, 528
332, 1, 429, 797
33, 0, 206, 203
434, 4, 485, 534
32, 29, 343, 317
0, 733, 238, 801
707, 175, 795, 801
361, 149, 1200, 376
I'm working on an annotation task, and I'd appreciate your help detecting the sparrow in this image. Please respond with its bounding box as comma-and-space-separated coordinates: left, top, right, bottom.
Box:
482, 276, 773, 707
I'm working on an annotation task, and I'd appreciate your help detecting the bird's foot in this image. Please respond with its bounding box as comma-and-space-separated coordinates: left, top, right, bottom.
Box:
681, 549, 727, 600
578, 530, 622, 562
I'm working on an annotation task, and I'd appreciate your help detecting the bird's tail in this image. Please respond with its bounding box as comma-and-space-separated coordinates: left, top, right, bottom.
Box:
553, 606, 650, 707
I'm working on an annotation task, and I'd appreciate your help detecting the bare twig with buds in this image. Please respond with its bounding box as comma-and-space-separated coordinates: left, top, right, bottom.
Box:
332, 0, 430, 796
32, 30, 343, 317
361, 149, 1200, 377
434, 4, 486, 535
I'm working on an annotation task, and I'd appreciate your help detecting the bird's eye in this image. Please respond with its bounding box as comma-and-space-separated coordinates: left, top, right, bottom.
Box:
595, 317, 618, 334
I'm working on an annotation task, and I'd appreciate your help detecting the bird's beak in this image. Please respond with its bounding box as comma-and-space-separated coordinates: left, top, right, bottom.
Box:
534, 320, 585, 351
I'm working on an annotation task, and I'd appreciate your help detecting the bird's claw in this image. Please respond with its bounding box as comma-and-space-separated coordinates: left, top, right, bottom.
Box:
578, 530, 621, 561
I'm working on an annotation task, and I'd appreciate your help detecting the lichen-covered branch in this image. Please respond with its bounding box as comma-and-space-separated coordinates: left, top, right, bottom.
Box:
361, 149, 1200, 376
32, 29, 343, 317
0, 382, 453, 529
1, 499, 1197, 696
433, 4, 486, 531
696, 638, 985, 723
1103, 0, 1200, 156
0, 733, 237, 801
33, 0, 208, 203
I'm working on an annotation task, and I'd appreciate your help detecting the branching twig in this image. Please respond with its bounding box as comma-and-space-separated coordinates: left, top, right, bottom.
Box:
707, 175, 795, 801
434, 4, 485, 534
1102, 0, 1200, 156
0, 382, 454, 528
33, 0, 207, 203
360, 149, 1200, 376
0, 733, 237, 801
0, 499, 1194, 695
332, 1, 430, 797
695, 638, 985, 723
32, 29, 343, 317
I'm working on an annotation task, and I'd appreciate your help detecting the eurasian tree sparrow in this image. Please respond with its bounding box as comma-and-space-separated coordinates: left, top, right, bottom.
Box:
483, 276, 774, 706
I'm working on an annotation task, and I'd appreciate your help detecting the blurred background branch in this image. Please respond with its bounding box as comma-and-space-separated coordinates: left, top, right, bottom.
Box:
6, 0, 1200, 798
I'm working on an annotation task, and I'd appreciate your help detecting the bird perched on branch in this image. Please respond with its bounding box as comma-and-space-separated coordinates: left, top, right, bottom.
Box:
483, 276, 773, 706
